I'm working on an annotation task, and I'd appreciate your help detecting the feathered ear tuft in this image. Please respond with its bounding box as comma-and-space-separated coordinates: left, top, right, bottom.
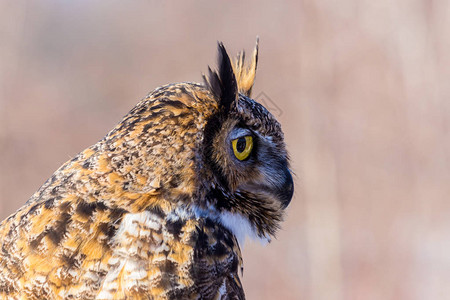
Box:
203, 42, 238, 111
233, 37, 259, 97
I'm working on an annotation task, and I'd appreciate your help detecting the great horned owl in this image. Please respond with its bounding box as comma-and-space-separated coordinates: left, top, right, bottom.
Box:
0, 40, 293, 299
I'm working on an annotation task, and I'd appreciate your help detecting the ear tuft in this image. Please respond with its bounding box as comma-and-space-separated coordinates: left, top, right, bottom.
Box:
203, 42, 238, 111
233, 37, 259, 97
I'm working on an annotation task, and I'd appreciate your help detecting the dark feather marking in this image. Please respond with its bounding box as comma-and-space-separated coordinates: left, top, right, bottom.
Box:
149, 103, 166, 111
158, 259, 177, 276
166, 219, 183, 239
169, 174, 182, 188
96, 201, 108, 211
81, 161, 91, 169
161, 100, 187, 109
98, 222, 117, 240
44, 198, 56, 209
47, 212, 71, 245
133, 105, 148, 115
109, 207, 128, 221
75, 201, 98, 218
1, 244, 8, 256
193, 225, 209, 257
203, 42, 238, 112
29, 234, 44, 249
61, 252, 83, 269
146, 206, 165, 219
206, 187, 232, 210
151, 100, 186, 111
204, 218, 215, 229
27, 204, 40, 215
202, 112, 231, 190
50, 186, 59, 196
142, 116, 168, 133
213, 241, 228, 257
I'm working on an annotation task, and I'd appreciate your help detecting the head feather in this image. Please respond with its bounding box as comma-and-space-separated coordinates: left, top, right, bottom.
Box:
203, 42, 238, 112
233, 37, 259, 97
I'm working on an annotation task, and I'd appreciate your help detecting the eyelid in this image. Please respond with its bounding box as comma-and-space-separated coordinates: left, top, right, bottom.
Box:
229, 128, 252, 140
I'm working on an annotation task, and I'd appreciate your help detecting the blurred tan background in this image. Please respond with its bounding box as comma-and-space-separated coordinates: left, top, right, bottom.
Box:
1, 1, 450, 299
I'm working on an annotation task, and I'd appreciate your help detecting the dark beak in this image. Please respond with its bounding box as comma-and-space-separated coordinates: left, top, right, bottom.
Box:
278, 168, 294, 208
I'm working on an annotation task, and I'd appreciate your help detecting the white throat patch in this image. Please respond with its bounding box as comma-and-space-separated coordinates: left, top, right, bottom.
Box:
218, 211, 270, 246
193, 206, 270, 246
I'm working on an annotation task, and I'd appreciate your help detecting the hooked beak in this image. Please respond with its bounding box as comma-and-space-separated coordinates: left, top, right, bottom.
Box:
277, 167, 294, 208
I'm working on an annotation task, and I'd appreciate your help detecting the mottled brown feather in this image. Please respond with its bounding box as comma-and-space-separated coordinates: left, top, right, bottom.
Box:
0, 40, 292, 300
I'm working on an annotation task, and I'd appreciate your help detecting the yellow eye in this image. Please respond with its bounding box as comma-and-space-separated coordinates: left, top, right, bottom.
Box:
232, 136, 253, 161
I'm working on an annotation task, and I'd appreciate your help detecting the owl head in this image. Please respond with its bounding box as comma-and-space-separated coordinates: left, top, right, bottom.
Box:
197, 40, 294, 243
99, 39, 293, 245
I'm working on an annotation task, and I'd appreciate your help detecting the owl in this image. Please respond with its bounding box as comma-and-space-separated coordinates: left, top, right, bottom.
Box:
0, 40, 293, 299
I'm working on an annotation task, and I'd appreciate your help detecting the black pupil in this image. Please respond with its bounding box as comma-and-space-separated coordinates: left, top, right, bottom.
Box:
236, 137, 247, 153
